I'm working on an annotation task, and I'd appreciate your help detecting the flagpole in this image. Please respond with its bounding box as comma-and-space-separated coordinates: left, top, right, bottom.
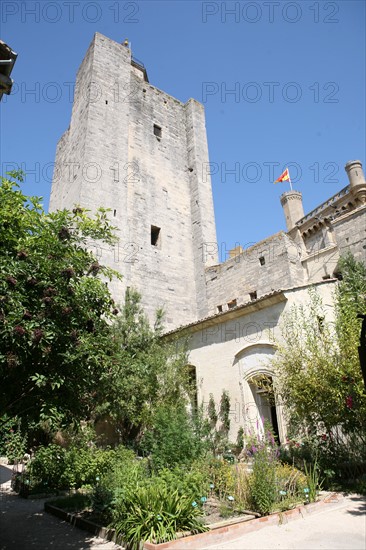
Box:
287, 167, 293, 191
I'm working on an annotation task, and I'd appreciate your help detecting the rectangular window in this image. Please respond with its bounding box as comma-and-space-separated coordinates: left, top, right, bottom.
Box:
151, 225, 161, 247
153, 124, 162, 138
259, 256, 265, 266
227, 299, 237, 309
217, 305, 223, 313
249, 291, 257, 301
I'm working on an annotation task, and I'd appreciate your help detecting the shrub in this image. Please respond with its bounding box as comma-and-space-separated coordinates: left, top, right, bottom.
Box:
49, 493, 91, 512
139, 403, 204, 470
232, 464, 251, 509
2, 418, 27, 463
27, 444, 67, 490
157, 465, 209, 501
113, 481, 208, 549
249, 447, 277, 515
91, 483, 114, 521
93, 449, 148, 518
275, 463, 307, 498
27, 443, 119, 491
248, 426, 278, 515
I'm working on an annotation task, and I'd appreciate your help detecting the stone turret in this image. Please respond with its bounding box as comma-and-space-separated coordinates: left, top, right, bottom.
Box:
345, 160, 366, 204
280, 190, 305, 231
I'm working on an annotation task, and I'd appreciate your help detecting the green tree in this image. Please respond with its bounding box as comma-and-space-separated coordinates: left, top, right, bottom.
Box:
96, 288, 190, 444
272, 254, 366, 468
0, 172, 121, 427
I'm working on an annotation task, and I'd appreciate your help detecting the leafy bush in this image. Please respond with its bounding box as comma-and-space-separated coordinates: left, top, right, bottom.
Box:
27, 444, 67, 490
139, 403, 204, 470
157, 465, 209, 501
206, 457, 236, 499
248, 427, 278, 515
1, 417, 27, 462
249, 448, 276, 515
275, 463, 307, 498
27, 443, 118, 491
113, 481, 208, 549
91, 449, 148, 518
91, 483, 114, 521
273, 256, 366, 480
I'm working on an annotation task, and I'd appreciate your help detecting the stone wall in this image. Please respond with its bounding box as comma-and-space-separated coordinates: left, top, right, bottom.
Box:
49, 33, 217, 330
205, 232, 306, 315
185, 280, 337, 442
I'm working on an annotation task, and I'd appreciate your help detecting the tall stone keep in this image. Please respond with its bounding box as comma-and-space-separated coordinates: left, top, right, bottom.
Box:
49, 33, 218, 330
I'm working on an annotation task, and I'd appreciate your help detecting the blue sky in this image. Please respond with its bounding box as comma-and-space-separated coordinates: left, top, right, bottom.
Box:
1, 0, 365, 258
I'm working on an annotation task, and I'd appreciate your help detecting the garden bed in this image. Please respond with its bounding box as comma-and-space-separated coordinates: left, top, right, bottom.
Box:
45, 492, 342, 549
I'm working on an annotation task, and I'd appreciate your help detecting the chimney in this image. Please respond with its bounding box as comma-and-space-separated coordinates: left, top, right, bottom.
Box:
345, 160, 366, 204
280, 191, 305, 232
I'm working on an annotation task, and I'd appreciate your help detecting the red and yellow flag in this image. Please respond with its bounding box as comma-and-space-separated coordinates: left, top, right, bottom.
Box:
274, 168, 290, 184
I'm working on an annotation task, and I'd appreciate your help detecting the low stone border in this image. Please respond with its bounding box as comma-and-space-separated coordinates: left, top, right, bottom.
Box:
44, 502, 123, 545
45, 492, 343, 550
143, 493, 343, 550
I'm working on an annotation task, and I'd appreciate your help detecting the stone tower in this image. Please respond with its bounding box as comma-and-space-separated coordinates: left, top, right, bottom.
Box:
49, 33, 218, 330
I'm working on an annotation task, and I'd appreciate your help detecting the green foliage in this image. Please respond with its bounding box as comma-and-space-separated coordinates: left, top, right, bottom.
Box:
203, 393, 232, 456
219, 390, 231, 434
97, 288, 189, 444
207, 394, 218, 427
303, 459, 323, 503
196, 456, 236, 499
273, 257, 366, 476
139, 402, 204, 470
113, 482, 208, 549
236, 427, 244, 451
0, 416, 27, 462
0, 171, 121, 427
91, 483, 114, 519
250, 452, 276, 515
27, 444, 67, 490
275, 463, 307, 498
248, 427, 278, 515
156, 465, 210, 501
27, 443, 118, 491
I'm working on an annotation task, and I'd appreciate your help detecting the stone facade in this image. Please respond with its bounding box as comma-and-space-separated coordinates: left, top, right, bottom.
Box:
168, 281, 337, 442
49, 33, 217, 330
50, 34, 366, 442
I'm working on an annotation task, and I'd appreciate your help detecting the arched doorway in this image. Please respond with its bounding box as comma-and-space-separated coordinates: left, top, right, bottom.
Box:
248, 374, 280, 442
235, 343, 285, 443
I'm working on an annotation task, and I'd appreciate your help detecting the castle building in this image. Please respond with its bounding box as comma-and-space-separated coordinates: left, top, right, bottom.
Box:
50, 34, 366, 442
